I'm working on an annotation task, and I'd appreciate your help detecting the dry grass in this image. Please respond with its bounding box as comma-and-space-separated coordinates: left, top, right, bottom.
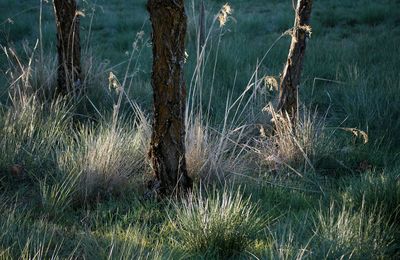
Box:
253, 105, 330, 175
57, 117, 149, 202
185, 113, 249, 184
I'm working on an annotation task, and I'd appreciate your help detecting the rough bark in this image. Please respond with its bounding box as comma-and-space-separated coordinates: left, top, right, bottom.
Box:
147, 0, 193, 197
278, 0, 313, 122
53, 0, 82, 97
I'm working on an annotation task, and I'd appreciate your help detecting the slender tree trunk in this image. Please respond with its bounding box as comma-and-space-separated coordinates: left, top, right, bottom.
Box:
147, 0, 193, 197
53, 0, 82, 97
278, 0, 313, 122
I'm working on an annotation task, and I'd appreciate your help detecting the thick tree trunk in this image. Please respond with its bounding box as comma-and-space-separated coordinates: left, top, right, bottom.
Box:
278, 0, 313, 122
53, 0, 82, 97
147, 0, 193, 197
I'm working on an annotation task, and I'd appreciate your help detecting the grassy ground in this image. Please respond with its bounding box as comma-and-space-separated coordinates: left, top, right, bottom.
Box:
0, 0, 399, 259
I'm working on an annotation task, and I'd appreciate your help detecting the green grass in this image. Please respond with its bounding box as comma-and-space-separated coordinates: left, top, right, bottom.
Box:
168, 188, 266, 258
0, 0, 399, 258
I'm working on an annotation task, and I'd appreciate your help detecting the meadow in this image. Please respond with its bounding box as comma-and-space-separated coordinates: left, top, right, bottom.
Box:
0, 0, 399, 258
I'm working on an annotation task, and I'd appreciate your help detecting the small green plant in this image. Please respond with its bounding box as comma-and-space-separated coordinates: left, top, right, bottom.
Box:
169, 188, 266, 258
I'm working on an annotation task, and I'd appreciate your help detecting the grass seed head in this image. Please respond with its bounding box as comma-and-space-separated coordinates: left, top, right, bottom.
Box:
218, 3, 233, 27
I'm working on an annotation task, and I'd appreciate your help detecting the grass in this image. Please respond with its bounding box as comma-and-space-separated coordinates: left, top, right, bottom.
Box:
168, 188, 265, 258
315, 201, 396, 258
0, 0, 399, 258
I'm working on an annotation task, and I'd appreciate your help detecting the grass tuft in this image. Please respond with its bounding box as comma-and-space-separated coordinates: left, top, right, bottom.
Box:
315, 200, 396, 258
57, 118, 149, 203
169, 188, 266, 258
255, 105, 331, 175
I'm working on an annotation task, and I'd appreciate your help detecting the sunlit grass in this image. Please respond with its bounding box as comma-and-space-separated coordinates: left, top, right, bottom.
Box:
0, 0, 399, 258
168, 188, 266, 258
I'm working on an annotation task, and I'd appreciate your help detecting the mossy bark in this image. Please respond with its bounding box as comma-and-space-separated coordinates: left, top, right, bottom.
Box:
147, 0, 192, 197
278, 0, 313, 122
53, 0, 82, 97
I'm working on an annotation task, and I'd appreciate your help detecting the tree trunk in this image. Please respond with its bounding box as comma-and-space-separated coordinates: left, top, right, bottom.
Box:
278, 0, 313, 122
53, 0, 82, 97
147, 0, 193, 197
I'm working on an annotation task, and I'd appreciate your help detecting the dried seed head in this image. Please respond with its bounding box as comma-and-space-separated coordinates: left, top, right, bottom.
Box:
108, 72, 121, 93
76, 11, 85, 17
136, 30, 145, 40
299, 25, 312, 38
218, 3, 233, 27
264, 76, 278, 92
